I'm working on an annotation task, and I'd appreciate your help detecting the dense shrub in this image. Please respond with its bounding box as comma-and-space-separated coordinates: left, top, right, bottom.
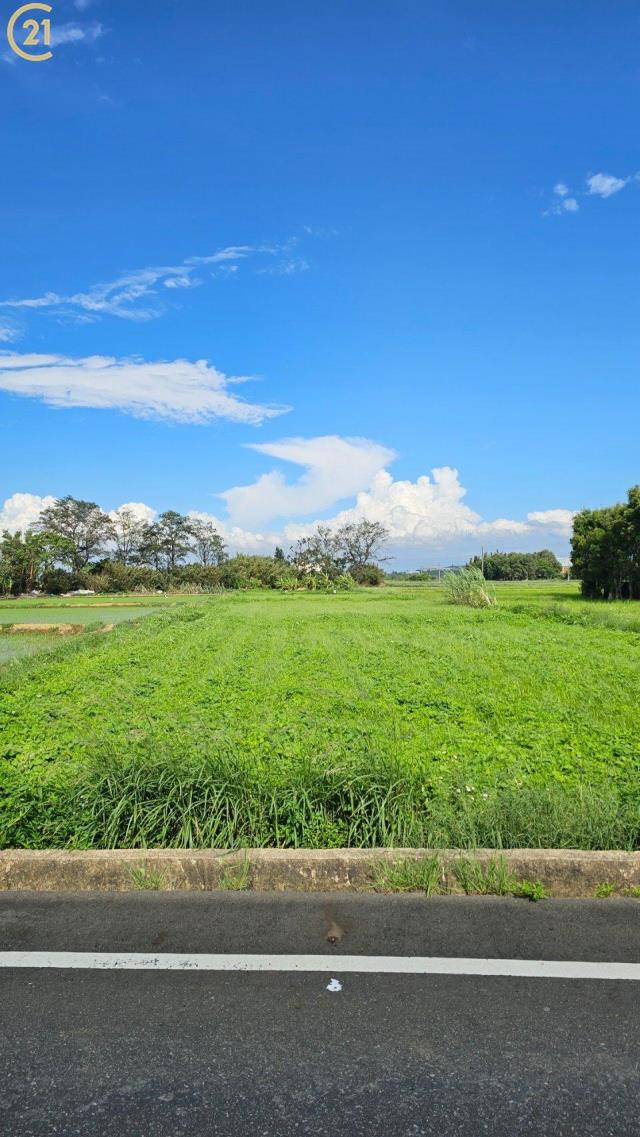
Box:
350, 564, 385, 586
218, 555, 291, 590
40, 568, 76, 595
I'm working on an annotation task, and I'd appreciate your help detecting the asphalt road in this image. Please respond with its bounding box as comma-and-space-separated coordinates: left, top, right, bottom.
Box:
1, 892, 639, 1136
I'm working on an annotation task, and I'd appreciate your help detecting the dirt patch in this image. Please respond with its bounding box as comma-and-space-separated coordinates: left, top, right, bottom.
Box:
3, 623, 85, 636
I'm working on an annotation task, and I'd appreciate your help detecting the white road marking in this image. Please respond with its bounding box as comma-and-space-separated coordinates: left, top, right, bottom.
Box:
0, 953, 639, 980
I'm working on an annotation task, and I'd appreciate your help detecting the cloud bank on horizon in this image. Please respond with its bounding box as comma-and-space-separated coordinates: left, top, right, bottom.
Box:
0, 435, 575, 564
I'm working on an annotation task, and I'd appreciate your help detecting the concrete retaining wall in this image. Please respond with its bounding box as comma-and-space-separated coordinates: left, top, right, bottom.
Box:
1, 848, 639, 897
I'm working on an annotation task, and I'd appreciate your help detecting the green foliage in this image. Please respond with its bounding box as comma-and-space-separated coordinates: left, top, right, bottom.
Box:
0, 530, 75, 596
374, 855, 443, 896
469, 549, 563, 580
218, 554, 291, 589
452, 855, 515, 895
218, 856, 251, 890
511, 878, 547, 902
594, 882, 617, 898
37, 496, 113, 571
443, 566, 496, 607
374, 856, 547, 899
571, 485, 640, 599
129, 866, 166, 890
350, 563, 385, 586
291, 521, 390, 580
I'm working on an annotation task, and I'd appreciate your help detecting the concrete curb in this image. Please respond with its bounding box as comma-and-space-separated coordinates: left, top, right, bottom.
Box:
1, 848, 639, 897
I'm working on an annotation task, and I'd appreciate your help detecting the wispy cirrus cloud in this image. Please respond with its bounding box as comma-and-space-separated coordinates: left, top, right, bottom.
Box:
50, 21, 105, 47
0, 352, 289, 425
2, 16, 104, 62
0, 240, 308, 324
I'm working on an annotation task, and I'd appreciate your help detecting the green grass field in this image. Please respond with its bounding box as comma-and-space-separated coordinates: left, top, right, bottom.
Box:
1, 583, 638, 850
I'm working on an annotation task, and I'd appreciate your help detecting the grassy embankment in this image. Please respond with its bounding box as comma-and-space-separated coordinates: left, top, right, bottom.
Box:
1, 583, 638, 850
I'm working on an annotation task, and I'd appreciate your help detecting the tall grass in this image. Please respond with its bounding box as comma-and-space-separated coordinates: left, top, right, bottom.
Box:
509, 601, 640, 634
443, 567, 496, 608
2, 748, 637, 851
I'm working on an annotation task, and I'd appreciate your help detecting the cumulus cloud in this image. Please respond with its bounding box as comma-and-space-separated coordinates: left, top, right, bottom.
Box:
0, 324, 19, 343
0, 492, 56, 533
0, 240, 308, 324
586, 172, 629, 198
283, 466, 532, 545
545, 170, 640, 215
218, 435, 573, 553
1, 440, 575, 558
188, 510, 279, 553
109, 502, 157, 525
527, 508, 575, 535
220, 435, 396, 526
545, 183, 580, 215
0, 351, 288, 425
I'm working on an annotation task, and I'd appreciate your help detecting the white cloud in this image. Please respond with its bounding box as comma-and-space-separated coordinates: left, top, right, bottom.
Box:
1, 441, 575, 559
527, 508, 575, 535
0, 492, 56, 533
188, 510, 279, 553
0, 324, 19, 343
586, 172, 629, 198
546, 170, 640, 215
0, 352, 288, 425
0, 241, 307, 324
50, 21, 104, 47
109, 502, 157, 525
545, 189, 579, 216
219, 435, 573, 554
283, 466, 532, 546
220, 435, 396, 526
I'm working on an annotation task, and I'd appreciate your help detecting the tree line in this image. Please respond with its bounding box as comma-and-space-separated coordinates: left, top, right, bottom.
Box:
467, 549, 563, 581
571, 485, 640, 599
0, 496, 390, 595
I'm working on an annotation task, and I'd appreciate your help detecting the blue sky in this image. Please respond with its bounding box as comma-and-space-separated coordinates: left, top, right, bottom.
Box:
1, 0, 638, 566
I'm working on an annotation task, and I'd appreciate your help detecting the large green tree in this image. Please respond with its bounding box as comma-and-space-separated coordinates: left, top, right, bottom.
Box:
143, 511, 194, 572
571, 487, 640, 598
109, 507, 148, 566
190, 518, 226, 567
0, 530, 74, 595
291, 521, 391, 579
36, 496, 113, 571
